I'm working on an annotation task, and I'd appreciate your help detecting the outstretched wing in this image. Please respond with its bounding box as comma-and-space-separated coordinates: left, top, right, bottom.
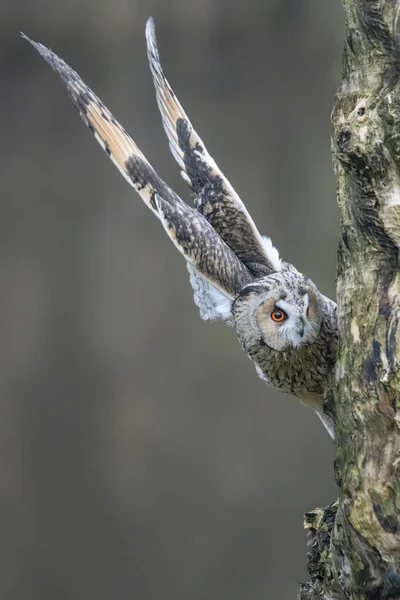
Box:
145, 17, 281, 277
23, 34, 254, 321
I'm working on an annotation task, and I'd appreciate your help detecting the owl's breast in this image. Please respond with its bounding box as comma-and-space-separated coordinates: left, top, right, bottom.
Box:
249, 339, 334, 397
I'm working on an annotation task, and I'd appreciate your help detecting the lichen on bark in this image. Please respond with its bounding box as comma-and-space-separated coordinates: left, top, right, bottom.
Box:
300, 2, 400, 599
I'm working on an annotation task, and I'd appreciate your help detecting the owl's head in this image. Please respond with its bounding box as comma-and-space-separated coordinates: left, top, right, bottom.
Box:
233, 270, 323, 352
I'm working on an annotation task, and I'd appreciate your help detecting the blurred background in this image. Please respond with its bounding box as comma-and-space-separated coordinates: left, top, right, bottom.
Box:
2, 1, 343, 599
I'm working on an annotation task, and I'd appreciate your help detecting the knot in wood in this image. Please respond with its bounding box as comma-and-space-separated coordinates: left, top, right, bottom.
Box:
335, 109, 389, 183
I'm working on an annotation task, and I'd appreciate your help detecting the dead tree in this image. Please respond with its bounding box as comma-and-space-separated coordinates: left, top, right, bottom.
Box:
299, 2, 400, 599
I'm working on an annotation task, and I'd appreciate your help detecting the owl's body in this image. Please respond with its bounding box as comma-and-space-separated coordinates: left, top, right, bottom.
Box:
234, 270, 337, 395
234, 266, 337, 435
24, 19, 338, 437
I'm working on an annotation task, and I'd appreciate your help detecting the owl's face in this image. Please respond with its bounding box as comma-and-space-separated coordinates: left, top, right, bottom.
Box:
233, 272, 323, 352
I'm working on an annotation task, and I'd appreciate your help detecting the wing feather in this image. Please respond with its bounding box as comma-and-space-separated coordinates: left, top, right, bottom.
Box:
145, 17, 281, 276
23, 34, 254, 316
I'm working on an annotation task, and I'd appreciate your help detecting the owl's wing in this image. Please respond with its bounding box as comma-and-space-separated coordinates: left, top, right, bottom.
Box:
23, 35, 254, 321
145, 18, 281, 277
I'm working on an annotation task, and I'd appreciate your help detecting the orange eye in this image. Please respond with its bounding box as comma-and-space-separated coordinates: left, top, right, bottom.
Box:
271, 310, 287, 322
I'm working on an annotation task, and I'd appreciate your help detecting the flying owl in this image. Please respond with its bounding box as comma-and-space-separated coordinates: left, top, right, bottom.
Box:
23, 18, 338, 437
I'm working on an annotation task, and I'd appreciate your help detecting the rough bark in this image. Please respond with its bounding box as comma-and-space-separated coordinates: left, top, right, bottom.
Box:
299, 2, 400, 599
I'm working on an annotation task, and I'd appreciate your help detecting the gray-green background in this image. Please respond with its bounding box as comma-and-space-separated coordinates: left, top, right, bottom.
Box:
2, 1, 343, 598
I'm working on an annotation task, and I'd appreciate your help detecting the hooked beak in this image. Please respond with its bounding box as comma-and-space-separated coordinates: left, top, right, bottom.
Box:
297, 318, 305, 338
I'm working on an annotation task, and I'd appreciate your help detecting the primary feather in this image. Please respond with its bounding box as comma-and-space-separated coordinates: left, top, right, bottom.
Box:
145, 18, 281, 277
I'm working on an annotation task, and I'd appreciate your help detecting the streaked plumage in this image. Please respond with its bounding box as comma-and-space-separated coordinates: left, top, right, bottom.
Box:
23, 18, 338, 437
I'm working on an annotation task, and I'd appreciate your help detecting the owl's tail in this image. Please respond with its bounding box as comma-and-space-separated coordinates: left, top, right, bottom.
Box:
299, 392, 335, 438
22, 34, 253, 301
315, 409, 335, 439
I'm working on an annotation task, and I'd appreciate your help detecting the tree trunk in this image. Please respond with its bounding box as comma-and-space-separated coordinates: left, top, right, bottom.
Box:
300, 2, 400, 599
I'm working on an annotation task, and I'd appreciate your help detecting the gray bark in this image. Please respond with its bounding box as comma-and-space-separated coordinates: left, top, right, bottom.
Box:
300, 2, 400, 599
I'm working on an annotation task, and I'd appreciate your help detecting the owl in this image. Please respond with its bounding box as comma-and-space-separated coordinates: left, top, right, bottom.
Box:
23, 18, 338, 437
